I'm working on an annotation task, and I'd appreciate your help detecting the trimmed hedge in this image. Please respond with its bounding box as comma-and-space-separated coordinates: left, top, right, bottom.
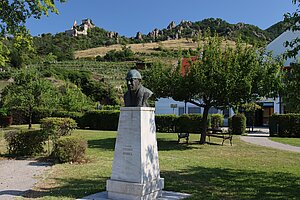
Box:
176, 114, 203, 133
269, 114, 300, 137
230, 113, 246, 135
155, 114, 177, 133
79, 110, 120, 130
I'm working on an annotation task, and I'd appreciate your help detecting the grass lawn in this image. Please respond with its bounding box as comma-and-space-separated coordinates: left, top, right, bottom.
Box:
270, 137, 300, 147
1, 129, 300, 199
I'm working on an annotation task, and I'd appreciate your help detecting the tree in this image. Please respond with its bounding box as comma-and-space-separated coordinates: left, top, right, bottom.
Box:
283, 63, 300, 112
0, 0, 66, 36
144, 33, 282, 144
284, 0, 300, 58
0, 0, 66, 67
58, 82, 93, 112
2, 68, 59, 129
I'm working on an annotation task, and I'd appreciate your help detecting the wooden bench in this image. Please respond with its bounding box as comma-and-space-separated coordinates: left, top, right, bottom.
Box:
177, 133, 189, 144
206, 128, 233, 146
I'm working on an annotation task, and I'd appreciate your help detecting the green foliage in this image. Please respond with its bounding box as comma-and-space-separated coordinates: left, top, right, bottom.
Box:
0, 39, 10, 67
230, 113, 246, 135
283, 0, 300, 58
144, 32, 282, 143
269, 114, 300, 137
58, 82, 93, 112
211, 114, 224, 129
155, 114, 177, 133
79, 110, 120, 130
0, 0, 66, 35
283, 63, 300, 112
40, 117, 77, 139
4, 130, 47, 156
176, 114, 203, 133
52, 136, 87, 163
97, 46, 135, 62
1, 67, 59, 128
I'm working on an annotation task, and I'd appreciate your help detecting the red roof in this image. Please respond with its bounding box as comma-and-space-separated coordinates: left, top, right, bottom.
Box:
181, 56, 198, 76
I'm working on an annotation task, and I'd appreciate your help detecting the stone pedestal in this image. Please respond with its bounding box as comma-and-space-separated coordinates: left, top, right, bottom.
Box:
106, 107, 164, 200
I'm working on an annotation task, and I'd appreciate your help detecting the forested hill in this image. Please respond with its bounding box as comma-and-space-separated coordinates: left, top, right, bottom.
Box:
33, 18, 288, 61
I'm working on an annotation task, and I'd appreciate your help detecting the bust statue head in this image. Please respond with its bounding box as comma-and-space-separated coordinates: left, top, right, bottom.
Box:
124, 69, 153, 107
126, 69, 142, 92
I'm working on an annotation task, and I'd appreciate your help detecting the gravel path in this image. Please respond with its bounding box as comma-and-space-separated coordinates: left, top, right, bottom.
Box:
0, 159, 50, 200
240, 135, 300, 153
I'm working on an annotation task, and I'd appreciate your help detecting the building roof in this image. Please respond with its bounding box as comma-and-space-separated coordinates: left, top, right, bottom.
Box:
266, 30, 300, 66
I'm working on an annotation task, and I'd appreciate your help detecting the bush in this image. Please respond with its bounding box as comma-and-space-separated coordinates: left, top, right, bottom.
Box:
176, 114, 203, 133
4, 130, 47, 156
53, 137, 87, 163
231, 113, 246, 135
269, 114, 300, 137
79, 110, 119, 130
211, 114, 224, 129
155, 114, 177, 133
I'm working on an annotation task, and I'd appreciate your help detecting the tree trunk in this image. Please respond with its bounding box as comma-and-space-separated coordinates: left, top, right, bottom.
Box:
28, 109, 32, 129
199, 106, 210, 144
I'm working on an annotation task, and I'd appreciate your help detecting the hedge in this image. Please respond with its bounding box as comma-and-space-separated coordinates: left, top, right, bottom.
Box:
155, 114, 177, 133
176, 114, 203, 133
269, 114, 300, 137
9, 107, 226, 133
230, 113, 246, 135
79, 110, 120, 130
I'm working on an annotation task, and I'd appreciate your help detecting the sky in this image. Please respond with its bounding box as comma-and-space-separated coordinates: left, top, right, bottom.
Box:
26, 0, 297, 37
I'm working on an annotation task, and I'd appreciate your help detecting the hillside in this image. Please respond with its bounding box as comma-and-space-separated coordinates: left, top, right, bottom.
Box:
75, 38, 235, 59
33, 18, 287, 61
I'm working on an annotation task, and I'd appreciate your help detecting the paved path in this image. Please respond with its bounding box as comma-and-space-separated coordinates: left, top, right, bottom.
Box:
0, 159, 50, 200
240, 134, 300, 153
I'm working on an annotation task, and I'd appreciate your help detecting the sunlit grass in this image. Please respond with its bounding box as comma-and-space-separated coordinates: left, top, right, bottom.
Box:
12, 130, 300, 200
270, 137, 300, 147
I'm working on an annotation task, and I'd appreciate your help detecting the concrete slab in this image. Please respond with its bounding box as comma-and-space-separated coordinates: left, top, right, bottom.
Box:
77, 191, 191, 200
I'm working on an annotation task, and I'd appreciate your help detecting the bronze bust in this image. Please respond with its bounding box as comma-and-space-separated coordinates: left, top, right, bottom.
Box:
124, 69, 153, 107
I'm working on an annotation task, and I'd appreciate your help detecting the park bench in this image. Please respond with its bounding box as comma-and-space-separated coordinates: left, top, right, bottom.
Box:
206, 128, 233, 146
177, 132, 190, 144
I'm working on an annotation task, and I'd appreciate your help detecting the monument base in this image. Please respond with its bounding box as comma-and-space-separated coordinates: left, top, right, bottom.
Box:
107, 178, 164, 200
77, 191, 191, 200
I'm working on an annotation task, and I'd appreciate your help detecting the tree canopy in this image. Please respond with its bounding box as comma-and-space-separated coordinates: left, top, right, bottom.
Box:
144, 33, 282, 143
0, 0, 66, 35
284, 0, 300, 58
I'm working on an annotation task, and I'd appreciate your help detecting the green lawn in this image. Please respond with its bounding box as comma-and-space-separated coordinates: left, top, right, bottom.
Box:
1, 129, 300, 199
270, 137, 300, 147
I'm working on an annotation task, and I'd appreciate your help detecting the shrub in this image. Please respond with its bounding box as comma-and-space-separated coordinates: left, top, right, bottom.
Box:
4, 130, 47, 156
211, 114, 224, 129
231, 113, 246, 135
41, 117, 77, 138
176, 114, 203, 133
53, 137, 87, 163
155, 114, 178, 133
269, 114, 300, 137
41, 117, 77, 154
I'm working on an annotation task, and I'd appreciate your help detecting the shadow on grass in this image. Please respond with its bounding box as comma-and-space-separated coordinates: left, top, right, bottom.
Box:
162, 166, 300, 200
87, 137, 198, 151
22, 166, 300, 199
157, 139, 200, 151
22, 177, 107, 199
87, 138, 116, 151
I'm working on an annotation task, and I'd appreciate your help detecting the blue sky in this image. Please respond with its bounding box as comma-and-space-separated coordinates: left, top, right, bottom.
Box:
26, 0, 297, 37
